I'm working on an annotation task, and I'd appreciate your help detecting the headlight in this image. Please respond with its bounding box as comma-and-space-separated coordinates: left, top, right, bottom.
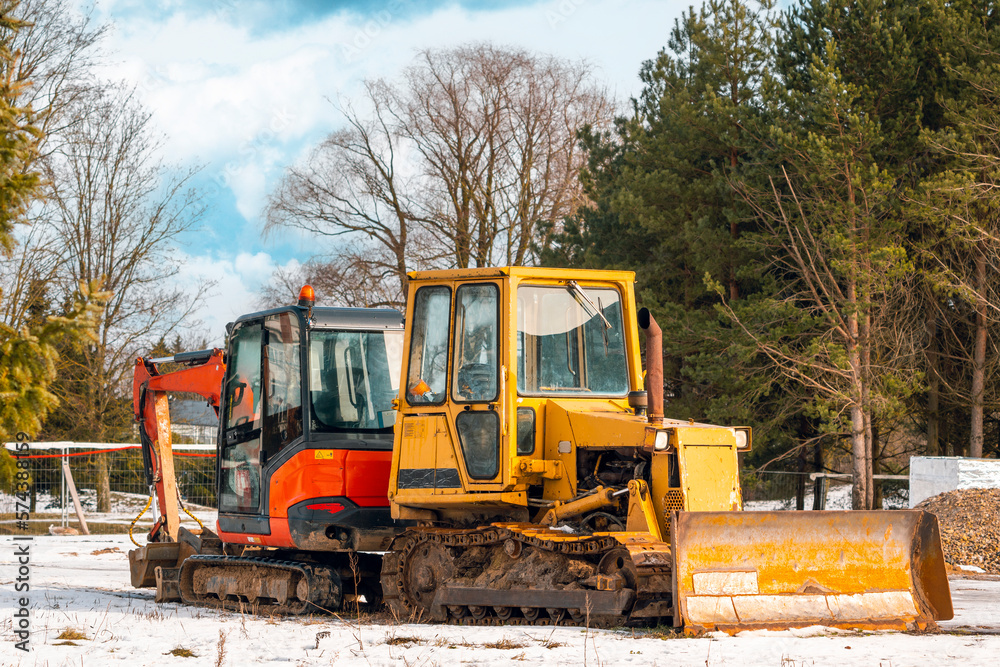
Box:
734, 427, 752, 451
653, 431, 669, 451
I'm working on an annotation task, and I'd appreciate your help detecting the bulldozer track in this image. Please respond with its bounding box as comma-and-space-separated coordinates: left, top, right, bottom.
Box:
179, 555, 342, 615
380, 523, 650, 627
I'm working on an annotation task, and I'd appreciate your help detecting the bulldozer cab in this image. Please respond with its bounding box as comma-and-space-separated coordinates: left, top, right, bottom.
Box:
391, 267, 655, 521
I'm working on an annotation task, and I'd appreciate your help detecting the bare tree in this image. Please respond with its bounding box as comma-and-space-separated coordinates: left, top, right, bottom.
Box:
11, 0, 105, 145
38, 86, 206, 507
266, 83, 421, 305
257, 248, 403, 310
265, 43, 612, 305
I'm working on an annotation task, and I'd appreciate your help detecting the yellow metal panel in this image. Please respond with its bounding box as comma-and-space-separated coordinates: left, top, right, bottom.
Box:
675, 426, 741, 511
564, 406, 649, 449
540, 402, 577, 500
624, 480, 663, 541
398, 416, 439, 471
649, 451, 679, 540
408, 266, 636, 283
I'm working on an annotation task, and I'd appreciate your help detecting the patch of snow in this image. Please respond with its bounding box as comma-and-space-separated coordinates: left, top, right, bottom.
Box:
1, 534, 997, 666
956, 565, 987, 574
745, 482, 909, 511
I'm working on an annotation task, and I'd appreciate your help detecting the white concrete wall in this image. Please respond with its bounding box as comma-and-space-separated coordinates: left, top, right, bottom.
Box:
909, 456, 1000, 507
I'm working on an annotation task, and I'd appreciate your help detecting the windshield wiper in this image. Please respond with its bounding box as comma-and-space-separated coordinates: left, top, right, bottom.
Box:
567, 281, 612, 330
567, 280, 611, 354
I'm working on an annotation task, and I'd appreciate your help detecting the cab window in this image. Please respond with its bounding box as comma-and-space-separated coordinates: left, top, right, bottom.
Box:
220, 321, 263, 513
516, 285, 628, 396
451, 283, 499, 402
405, 286, 451, 404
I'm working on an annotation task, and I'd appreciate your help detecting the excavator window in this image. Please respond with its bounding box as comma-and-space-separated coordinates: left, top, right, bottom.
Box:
220, 321, 264, 514
262, 313, 303, 458
309, 329, 402, 432
516, 285, 628, 396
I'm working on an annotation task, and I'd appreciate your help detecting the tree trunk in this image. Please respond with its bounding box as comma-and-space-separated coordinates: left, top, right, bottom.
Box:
850, 402, 868, 510
970, 247, 987, 458
861, 409, 874, 510
96, 453, 111, 513
927, 314, 941, 455
812, 439, 825, 511
861, 310, 874, 510
871, 423, 882, 509
729, 147, 739, 301
795, 446, 806, 511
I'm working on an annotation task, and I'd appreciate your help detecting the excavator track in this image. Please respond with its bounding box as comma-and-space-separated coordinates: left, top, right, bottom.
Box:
178, 555, 343, 614
381, 523, 670, 627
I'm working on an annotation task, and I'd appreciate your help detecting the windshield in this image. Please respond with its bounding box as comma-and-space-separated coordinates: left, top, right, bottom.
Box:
517, 285, 628, 396
309, 329, 403, 432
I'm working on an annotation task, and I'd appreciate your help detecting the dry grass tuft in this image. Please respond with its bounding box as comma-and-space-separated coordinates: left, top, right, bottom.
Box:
483, 638, 527, 650
168, 647, 197, 657
55, 628, 89, 641
215, 630, 228, 667
384, 635, 423, 646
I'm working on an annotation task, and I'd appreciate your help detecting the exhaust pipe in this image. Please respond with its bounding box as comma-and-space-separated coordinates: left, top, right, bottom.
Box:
637, 307, 663, 423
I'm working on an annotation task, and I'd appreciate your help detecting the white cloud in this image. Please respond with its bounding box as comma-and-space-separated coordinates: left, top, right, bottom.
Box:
93, 0, 687, 226
173, 250, 302, 343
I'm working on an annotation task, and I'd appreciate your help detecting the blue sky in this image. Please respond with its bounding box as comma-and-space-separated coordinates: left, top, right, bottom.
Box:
89, 0, 693, 339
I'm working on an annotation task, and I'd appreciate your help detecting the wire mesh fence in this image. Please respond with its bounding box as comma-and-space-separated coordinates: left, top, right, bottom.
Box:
742, 470, 909, 510
2, 442, 915, 535
1, 442, 216, 536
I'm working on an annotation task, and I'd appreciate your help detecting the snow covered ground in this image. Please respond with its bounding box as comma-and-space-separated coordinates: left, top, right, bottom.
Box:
1, 535, 998, 666
744, 482, 909, 511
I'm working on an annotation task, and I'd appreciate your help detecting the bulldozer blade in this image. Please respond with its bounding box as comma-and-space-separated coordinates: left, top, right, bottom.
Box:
671, 510, 952, 634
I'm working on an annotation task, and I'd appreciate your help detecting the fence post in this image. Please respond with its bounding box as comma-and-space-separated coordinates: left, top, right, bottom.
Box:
812, 475, 828, 510
60, 447, 68, 529
61, 457, 90, 535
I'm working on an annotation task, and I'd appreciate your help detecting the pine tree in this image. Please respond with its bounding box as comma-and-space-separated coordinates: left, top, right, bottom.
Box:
0, 1, 103, 440
545, 0, 805, 464
910, 4, 1000, 458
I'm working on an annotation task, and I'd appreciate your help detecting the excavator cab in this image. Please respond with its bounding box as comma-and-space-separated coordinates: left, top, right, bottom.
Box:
385, 267, 952, 632
216, 304, 404, 552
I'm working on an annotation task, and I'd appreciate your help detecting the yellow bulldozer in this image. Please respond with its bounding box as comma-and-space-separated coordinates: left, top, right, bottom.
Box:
379, 266, 952, 633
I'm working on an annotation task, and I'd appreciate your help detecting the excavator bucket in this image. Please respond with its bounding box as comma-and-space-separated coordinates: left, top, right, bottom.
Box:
671, 510, 952, 633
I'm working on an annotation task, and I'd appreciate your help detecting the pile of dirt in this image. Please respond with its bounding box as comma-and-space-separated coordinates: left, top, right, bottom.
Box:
916, 488, 1000, 574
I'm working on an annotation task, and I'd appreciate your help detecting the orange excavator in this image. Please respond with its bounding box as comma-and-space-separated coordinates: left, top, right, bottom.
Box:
128, 287, 406, 613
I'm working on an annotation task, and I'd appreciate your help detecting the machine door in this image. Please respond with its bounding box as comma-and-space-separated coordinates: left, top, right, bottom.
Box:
220, 320, 265, 514
261, 312, 303, 462
450, 282, 502, 482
